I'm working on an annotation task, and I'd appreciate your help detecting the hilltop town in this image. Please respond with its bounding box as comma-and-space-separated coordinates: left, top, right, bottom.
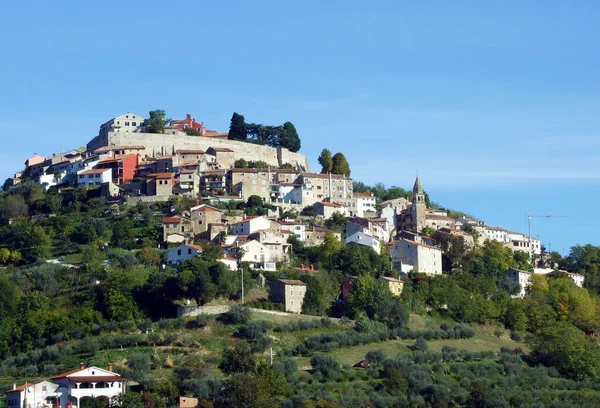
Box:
0, 111, 597, 407
2, 110, 581, 298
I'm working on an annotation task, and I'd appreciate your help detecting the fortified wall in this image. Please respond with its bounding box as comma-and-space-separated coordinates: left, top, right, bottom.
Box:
87, 132, 310, 170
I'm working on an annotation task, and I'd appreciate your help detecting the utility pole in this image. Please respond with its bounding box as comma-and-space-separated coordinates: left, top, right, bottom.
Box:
241, 269, 244, 305
269, 347, 277, 365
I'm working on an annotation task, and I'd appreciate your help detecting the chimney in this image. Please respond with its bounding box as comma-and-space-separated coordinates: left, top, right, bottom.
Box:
300, 264, 304, 270
80, 362, 85, 370
13, 381, 16, 390
310, 264, 314, 271
108, 363, 113, 372
186, 114, 191, 120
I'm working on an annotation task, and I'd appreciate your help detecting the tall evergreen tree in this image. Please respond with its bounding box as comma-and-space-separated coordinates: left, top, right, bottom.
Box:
228, 112, 247, 141
279, 121, 301, 152
331, 152, 351, 176
318, 149, 333, 173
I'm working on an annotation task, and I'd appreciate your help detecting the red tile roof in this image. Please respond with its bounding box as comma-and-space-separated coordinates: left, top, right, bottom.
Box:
184, 243, 203, 251
162, 217, 182, 223
68, 376, 122, 382
148, 173, 175, 179
79, 168, 111, 175
52, 367, 85, 379
318, 201, 343, 208
211, 147, 233, 152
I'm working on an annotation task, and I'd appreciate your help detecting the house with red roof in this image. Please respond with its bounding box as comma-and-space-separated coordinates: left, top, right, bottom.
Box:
167, 243, 203, 266
6, 363, 125, 408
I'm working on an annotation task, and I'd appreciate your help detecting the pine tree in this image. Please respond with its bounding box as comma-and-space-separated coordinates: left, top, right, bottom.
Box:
331, 153, 351, 176
279, 121, 301, 152
228, 112, 247, 141
318, 149, 333, 173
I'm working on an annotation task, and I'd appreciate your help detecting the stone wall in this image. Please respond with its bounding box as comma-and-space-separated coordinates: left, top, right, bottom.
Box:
177, 305, 328, 319
87, 132, 310, 171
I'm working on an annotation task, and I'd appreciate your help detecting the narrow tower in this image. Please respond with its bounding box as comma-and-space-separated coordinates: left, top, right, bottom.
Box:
411, 176, 426, 232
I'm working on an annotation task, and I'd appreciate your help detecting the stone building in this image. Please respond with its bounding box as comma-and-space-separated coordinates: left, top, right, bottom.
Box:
147, 173, 175, 196
98, 112, 144, 138
190, 204, 223, 237
270, 279, 307, 313
389, 236, 442, 276
162, 216, 194, 243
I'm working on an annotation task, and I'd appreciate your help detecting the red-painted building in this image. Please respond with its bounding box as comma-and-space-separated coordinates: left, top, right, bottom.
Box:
171, 114, 206, 134
96, 154, 139, 184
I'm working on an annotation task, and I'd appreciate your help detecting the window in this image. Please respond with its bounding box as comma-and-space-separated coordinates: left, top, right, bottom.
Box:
177, 250, 181, 256
188, 249, 192, 255
96, 174, 100, 178
124, 121, 130, 126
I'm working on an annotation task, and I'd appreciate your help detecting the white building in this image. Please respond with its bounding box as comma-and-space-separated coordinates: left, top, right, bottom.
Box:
167, 243, 203, 265
483, 226, 509, 243
5, 381, 60, 408
534, 268, 584, 287
99, 112, 145, 138
346, 217, 391, 243
237, 240, 272, 263
353, 193, 377, 218
345, 231, 381, 254
77, 168, 112, 187
218, 255, 238, 271
389, 237, 442, 276
506, 268, 532, 298
230, 216, 272, 235
51, 365, 123, 408
270, 183, 303, 205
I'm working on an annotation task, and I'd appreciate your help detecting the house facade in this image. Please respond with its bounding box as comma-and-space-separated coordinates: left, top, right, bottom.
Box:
345, 231, 381, 254
52, 364, 123, 408
506, 268, 532, 298
270, 279, 307, 313
230, 216, 272, 236
98, 112, 144, 138
167, 243, 203, 265
389, 237, 442, 276
77, 168, 112, 187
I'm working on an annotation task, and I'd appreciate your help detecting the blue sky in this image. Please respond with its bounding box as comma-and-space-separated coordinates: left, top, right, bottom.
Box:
1, 1, 598, 253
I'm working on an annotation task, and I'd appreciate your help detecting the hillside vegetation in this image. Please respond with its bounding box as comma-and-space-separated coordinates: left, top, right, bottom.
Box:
2, 183, 600, 406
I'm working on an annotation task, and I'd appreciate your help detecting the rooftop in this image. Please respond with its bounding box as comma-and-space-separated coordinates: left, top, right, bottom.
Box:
79, 168, 111, 175
278, 279, 307, 286
147, 173, 175, 179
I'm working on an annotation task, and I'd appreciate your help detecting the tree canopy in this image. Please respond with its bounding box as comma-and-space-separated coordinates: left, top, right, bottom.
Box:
318, 149, 333, 173
228, 112, 247, 141
331, 153, 351, 176
144, 110, 167, 134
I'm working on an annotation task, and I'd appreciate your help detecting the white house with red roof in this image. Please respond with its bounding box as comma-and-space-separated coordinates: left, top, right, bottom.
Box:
5, 380, 59, 408
51, 364, 123, 407
167, 243, 203, 265
77, 168, 112, 187
230, 216, 272, 235
218, 254, 238, 271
